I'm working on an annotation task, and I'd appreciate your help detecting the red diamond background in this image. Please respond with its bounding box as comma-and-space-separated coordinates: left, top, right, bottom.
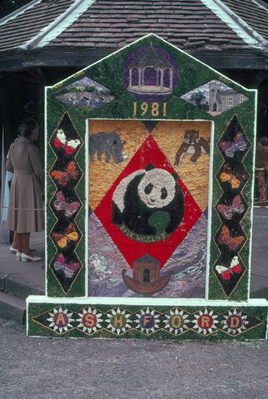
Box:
94, 135, 202, 268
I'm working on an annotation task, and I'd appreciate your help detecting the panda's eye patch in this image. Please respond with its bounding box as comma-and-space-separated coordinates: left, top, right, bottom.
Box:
144, 183, 153, 194
161, 187, 167, 199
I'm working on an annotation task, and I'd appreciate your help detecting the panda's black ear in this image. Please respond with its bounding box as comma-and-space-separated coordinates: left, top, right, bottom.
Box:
172, 172, 179, 180
145, 164, 155, 171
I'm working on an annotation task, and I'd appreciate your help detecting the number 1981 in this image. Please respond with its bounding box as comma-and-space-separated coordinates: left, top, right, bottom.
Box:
133, 102, 167, 117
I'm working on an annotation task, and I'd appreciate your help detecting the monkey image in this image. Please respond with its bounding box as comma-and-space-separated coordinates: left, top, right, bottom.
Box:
174, 130, 210, 166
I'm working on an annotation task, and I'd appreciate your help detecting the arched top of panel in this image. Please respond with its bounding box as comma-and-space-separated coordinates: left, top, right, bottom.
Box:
46, 33, 256, 128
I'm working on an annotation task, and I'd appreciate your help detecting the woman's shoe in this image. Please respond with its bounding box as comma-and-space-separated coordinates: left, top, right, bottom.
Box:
16, 252, 22, 261
21, 253, 42, 262
10, 246, 18, 254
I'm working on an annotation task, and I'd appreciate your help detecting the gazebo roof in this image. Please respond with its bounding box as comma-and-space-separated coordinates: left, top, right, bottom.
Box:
0, 0, 268, 71
129, 46, 173, 68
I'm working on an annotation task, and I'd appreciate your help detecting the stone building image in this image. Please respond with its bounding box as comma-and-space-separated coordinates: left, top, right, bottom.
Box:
208, 81, 247, 113
181, 80, 248, 115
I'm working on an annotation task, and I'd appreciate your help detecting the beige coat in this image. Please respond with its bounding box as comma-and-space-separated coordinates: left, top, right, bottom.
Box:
6, 137, 44, 233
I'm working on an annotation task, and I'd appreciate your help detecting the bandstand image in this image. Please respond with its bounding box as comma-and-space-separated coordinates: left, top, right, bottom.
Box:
127, 46, 174, 95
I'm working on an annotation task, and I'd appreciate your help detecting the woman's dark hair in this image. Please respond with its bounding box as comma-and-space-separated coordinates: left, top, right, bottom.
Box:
19, 118, 39, 138
259, 136, 268, 146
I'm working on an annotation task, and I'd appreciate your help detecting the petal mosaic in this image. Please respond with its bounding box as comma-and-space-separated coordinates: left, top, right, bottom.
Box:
31, 305, 265, 339
213, 115, 250, 298
55, 77, 115, 109
48, 112, 84, 295
181, 80, 248, 115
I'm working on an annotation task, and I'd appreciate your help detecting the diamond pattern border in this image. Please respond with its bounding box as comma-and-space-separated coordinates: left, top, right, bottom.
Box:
213, 115, 251, 298
47, 111, 85, 296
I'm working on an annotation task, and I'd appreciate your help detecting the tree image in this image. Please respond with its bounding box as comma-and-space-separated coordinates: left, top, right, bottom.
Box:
190, 90, 206, 109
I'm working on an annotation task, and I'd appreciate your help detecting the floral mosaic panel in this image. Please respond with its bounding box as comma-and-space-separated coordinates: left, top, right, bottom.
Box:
88, 120, 212, 298
36, 34, 266, 340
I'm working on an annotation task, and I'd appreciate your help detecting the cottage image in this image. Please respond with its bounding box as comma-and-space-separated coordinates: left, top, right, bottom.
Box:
56, 77, 115, 109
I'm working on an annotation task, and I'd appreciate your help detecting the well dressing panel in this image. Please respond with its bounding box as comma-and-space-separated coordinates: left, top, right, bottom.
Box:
27, 34, 267, 339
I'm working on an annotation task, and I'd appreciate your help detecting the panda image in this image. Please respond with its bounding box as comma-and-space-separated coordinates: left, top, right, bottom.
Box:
112, 164, 184, 236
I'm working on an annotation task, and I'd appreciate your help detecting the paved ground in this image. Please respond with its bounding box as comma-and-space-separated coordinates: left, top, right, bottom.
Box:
0, 230, 45, 297
0, 317, 267, 399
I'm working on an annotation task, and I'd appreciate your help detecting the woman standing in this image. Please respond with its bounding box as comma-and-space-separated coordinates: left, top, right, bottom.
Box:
6, 119, 44, 262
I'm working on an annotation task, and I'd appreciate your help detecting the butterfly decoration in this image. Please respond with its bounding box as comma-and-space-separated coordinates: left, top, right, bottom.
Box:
217, 225, 245, 251
51, 223, 79, 248
53, 129, 81, 155
219, 132, 247, 158
215, 256, 243, 280
50, 161, 79, 186
219, 164, 246, 189
53, 253, 81, 278
216, 195, 245, 220
53, 191, 80, 217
